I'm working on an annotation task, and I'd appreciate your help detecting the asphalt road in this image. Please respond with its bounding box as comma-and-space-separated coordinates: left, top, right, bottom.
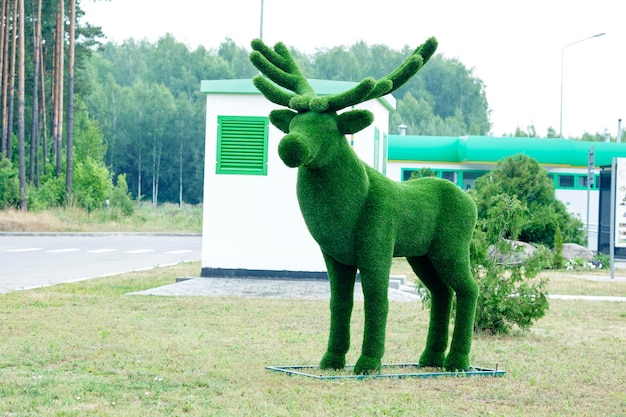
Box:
0, 233, 202, 293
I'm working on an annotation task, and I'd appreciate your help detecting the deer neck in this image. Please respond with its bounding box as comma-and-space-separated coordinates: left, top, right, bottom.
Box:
297, 143, 369, 215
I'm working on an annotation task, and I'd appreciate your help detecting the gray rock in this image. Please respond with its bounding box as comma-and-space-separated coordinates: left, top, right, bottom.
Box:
487, 240, 536, 264
561, 243, 593, 261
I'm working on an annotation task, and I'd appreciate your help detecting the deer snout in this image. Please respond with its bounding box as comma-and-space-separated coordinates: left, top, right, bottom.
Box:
278, 133, 315, 168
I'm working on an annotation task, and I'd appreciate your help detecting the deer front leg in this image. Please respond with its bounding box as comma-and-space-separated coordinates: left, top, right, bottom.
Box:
319, 253, 357, 370
354, 261, 392, 374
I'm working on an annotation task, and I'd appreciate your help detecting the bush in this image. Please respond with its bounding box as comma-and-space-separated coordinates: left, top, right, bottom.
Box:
109, 174, 135, 216
473, 191, 551, 334
552, 224, 565, 269
471, 242, 550, 334
408, 167, 437, 180
26, 175, 65, 211
72, 157, 112, 212
591, 252, 610, 270
0, 156, 19, 209
472, 154, 584, 247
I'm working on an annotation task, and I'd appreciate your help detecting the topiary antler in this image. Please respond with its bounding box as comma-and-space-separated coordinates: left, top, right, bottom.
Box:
250, 40, 316, 110
250, 37, 438, 113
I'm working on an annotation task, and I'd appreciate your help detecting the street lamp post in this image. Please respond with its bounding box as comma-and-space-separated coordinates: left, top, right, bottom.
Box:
559, 33, 605, 138
260, 0, 264, 40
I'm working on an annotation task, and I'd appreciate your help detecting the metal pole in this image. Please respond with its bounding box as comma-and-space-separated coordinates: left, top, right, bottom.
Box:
259, 0, 264, 40
559, 33, 606, 138
587, 146, 596, 249
610, 157, 616, 279
618, 118, 622, 143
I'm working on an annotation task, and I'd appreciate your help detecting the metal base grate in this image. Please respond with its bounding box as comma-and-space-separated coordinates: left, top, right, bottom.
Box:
266, 362, 505, 380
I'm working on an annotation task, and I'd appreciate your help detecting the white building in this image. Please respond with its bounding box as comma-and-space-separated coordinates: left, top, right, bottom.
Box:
200, 79, 394, 277
386, 135, 626, 251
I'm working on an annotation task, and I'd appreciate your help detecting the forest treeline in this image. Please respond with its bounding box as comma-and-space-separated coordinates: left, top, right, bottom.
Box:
1, 0, 497, 210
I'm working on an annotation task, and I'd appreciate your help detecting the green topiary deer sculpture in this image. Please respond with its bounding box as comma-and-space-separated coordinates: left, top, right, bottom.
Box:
250, 37, 478, 374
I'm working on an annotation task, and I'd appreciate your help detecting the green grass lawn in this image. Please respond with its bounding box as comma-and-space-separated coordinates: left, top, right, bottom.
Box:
1, 262, 625, 416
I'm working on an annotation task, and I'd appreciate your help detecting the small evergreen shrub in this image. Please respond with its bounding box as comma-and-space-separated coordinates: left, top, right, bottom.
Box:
552, 224, 565, 269
472, 242, 550, 334
109, 174, 135, 217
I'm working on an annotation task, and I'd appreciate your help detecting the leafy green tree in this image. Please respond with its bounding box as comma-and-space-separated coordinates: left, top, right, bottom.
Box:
109, 173, 134, 216
27, 174, 65, 210
217, 38, 257, 78
73, 102, 107, 162
407, 167, 437, 180
472, 154, 584, 247
75, 35, 492, 207
72, 157, 111, 212
310, 42, 490, 136
481, 194, 527, 244
395, 54, 491, 135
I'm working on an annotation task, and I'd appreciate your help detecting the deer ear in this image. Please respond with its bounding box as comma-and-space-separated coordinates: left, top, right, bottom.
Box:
337, 109, 374, 134
269, 109, 297, 133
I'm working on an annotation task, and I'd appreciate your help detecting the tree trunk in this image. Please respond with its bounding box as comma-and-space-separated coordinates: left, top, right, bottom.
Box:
179, 135, 183, 207
66, 0, 75, 198
16, 0, 25, 209
0, 0, 6, 155
54, 4, 63, 178
151, 134, 157, 207
137, 149, 142, 202
154, 143, 161, 207
40, 40, 47, 176
6, 0, 17, 161
0, 0, 10, 156
50, 10, 58, 171
30, 0, 42, 185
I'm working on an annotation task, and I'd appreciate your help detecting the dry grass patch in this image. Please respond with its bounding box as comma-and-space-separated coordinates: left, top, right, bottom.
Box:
0, 204, 202, 233
0, 262, 625, 416
0, 208, 68, 232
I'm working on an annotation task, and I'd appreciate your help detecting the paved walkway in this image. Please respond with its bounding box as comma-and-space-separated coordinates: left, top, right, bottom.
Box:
129, 275, 626, 302
129, 276, 422, 301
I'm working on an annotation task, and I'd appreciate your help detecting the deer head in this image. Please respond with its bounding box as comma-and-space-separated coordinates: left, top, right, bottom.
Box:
249, 37, 437, 168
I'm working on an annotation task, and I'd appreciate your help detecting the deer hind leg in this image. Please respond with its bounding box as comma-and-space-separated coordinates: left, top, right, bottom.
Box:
431, 253, 478, 371
407, 255, 453, 368
319, 253, 357, 370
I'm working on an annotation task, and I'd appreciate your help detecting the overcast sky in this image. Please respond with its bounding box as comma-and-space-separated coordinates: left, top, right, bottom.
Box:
81, 0, 625, 138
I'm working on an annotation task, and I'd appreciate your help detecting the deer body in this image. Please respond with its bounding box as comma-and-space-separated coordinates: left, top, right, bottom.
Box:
250, 38, 478, 374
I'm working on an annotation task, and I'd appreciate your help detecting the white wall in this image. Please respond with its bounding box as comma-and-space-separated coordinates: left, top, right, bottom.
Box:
201, 93, 391, 273
202, 93, 324, 272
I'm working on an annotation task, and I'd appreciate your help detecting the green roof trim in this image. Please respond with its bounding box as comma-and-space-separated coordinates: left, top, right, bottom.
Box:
200, 79, 396, 111
388, 135, 626, 168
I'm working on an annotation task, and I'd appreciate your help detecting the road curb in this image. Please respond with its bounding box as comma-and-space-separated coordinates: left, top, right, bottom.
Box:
0, 231, 201, 237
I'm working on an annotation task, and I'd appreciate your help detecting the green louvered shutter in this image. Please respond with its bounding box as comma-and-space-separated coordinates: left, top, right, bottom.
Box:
373, 128, 380, 170
216, 116, 269, 175
382, 132, 388, 175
